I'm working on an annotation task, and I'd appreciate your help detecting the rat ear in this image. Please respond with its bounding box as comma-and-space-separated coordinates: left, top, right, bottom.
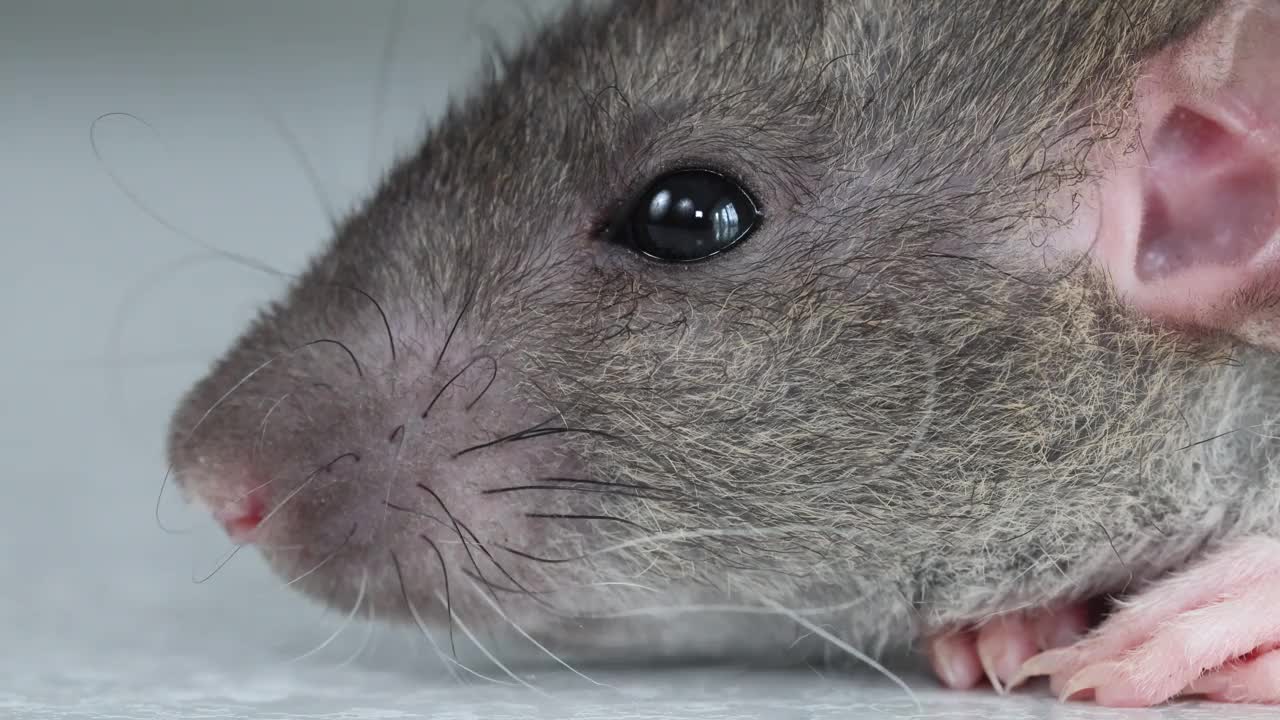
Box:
1090, 1, 1280, 347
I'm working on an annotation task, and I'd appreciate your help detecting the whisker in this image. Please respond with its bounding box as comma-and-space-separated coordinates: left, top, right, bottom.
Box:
536, 476, 657, 491
254, 97, 340, 230
302, 338, 364, 378
437, 590, 546, 695
755, 594, 921, 713
423, 355, 490, 421
483, 485, 666, 501
453, 518, 557, 609
337, 589, 378, 669
384, 500, 448, 528
435, 289, 476, 371
463, 355, 499, 411
567, 593, 879, 621
284, 522, 359, 588
416, 483, 500, 604
368, 0, 407, 180
453, 426, 619, 459
253, 393, 292, 461
192, 542, 247, 584
89, 112, 286, 278
287, 568, 367, 663
497, 545, 584, 565
420, 533, 457, 657
494, 524, 836, 567
375, 416, 410, 539
389, 550, 463, 684
464, 575, 612, 689
335, 284, 397, 364
525, 513, 649, 531
257, 453, 360, 535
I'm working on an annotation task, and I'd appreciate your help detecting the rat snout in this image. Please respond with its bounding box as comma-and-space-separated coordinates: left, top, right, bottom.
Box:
211, 486, 265, 543
172, 460, 271, 545
164, 322, 589, 622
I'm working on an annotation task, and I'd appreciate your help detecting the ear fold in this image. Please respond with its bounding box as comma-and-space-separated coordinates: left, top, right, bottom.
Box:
1090, 1, 1280, 347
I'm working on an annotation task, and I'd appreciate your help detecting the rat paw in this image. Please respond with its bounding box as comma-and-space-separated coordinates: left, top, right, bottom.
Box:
1013, 536, 1280, 707
926, 603, 1090, 692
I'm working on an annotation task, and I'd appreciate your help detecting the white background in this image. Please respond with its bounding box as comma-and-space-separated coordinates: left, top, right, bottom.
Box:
0, 1, 1270, 718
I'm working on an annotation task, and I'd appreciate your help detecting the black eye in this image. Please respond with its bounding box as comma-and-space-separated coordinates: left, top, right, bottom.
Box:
613, 169, 760, 262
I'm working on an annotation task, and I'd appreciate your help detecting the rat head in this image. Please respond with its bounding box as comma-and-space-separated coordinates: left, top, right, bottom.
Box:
168, 0, 1280, 659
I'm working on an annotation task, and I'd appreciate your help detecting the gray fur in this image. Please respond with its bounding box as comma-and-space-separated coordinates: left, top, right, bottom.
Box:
168, 0, 1280, 666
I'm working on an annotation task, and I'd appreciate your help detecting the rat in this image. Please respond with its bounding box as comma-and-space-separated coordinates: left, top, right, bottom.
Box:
166, 0, 1280, 707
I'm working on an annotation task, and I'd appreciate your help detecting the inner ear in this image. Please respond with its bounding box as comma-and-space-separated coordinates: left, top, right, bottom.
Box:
1091, 1, 1280, 348
1135, 105, 1278, 284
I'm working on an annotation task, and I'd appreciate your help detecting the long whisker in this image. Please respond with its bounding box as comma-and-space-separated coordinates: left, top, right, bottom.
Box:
302, 338, 364, 378
525, 513, 650, 531
494, 524, 836, 566
191, 542, 248, 584
420, 533, 457, 657
415, 483, 499, 603
524, 476, 658, 491
334, 284, 397, 365
567, 592, 881, 621
253, 393, 293, 461
464, 355, 499, 411
254, 97, 340, 230
256, 453, 361, 535
453, 518, 557, 609
422, 355, 490, 421
464, 575, 611, 688
497, 545, 584, 565
337, 590, 378, 669
437, 590, 546, 695
389, 550, 463, 684
755, 593, 921, 713
484, 485, 666, 501
368, 0, 407, 180
284, 522, 359, 588
384, 500, 448, 528
453, 426, 619, 459
89, 112, 286, 278
287, 568, 368, 663
376, 418, 410, 538
435, 288, 476, 371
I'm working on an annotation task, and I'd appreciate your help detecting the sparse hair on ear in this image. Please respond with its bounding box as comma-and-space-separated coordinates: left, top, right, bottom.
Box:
1090, 0, 1280, 347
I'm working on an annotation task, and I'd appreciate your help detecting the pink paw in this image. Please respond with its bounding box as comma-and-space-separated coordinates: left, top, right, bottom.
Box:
926, 603, 1091, 692
1014, 536, 1280, 707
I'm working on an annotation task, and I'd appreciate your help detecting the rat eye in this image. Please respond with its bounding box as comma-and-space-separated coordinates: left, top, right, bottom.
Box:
613, 169, 760, 262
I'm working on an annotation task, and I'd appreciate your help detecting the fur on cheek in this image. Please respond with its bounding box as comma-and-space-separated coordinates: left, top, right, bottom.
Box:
513, 261, 1246, 646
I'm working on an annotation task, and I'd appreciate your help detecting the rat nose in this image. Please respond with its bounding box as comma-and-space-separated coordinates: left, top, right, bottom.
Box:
212, 491, 266, 544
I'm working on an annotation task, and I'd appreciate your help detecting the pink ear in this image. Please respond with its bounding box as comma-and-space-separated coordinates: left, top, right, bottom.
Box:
1090, 1, 1280, 346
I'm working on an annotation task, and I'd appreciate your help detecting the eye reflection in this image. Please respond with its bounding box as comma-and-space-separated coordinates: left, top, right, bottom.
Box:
616, 169, 760, 262
648, 189, 671, 221
712, 201, 739, 245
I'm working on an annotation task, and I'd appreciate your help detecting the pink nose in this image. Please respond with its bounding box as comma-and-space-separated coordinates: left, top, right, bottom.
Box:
213, 493, 265, 543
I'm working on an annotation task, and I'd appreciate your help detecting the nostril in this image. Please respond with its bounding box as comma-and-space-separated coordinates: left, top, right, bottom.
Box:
213, 492, 266, 543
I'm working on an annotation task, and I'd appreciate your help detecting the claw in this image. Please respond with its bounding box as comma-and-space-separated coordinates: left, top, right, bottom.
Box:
927, 632, 984, 690
978, 643, 1007, 695
1059, 662, 1120, 703
1010, 646, 1073, 689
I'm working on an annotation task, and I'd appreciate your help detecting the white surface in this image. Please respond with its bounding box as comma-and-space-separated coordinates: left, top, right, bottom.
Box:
1, 1, 1273, 718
